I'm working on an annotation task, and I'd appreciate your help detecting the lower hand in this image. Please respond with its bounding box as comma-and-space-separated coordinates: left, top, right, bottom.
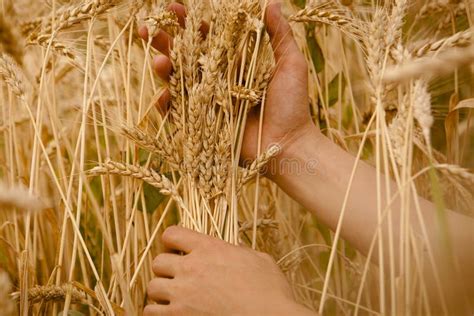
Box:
144, 226, 314, 316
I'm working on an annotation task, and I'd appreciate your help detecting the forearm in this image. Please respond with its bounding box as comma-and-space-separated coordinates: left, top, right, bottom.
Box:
271, 125, 474, 276
272, 125, 404, 257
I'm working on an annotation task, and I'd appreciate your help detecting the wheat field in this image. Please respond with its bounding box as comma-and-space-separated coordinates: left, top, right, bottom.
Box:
0, 0, 473, 315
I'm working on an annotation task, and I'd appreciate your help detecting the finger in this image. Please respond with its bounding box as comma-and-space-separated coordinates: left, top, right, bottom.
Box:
147, 278, 174, 302
153, 55, 172, 81
143, 304, 171, 316
167, 3, 186, 27
199, 21, 210, 37
168, 2, 210, 37
138, 26, 173, 57
264, 1, 304, 66
156, 89, 170, 114
152, 253, 181, 277
162, 226, 211, 253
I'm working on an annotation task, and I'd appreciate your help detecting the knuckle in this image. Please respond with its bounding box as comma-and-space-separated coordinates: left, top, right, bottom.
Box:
143, 305, 154, 316
162, 226, 179, 242
152, 254, 165, 268
146, 280, 157, 297
198, 239, 212, 251
151, 258, 167, 276
172, 303, 186, 315
180, 259, 196, 275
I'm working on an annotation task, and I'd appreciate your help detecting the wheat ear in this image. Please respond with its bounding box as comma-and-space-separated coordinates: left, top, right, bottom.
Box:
0, 53, 27, 100
121, 126, 181, 168
289, 3, 364, 40
435, 164, 474, 185
412, 30, 472, 58
11, 284, 86, 304
88, 160, 189, 212
240, 145, 281, 187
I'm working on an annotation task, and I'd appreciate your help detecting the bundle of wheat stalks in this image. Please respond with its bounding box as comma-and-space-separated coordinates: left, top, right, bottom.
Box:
91, 0, 279, 243
0, 0, 473, 314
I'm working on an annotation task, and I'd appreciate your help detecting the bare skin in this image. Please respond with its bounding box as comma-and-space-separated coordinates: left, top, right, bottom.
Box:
140, 1, 474, 315
144, 226, 315, 315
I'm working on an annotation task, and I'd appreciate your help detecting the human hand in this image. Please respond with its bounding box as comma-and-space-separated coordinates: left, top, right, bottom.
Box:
144, 226, 315, 315
138, 1, 315, 171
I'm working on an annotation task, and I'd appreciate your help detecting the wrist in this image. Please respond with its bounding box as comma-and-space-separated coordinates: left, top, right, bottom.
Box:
266, 124, 325, 181
278, 123, 323, 160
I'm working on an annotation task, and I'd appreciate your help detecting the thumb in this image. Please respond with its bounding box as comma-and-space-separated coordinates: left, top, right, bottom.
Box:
264, 1, 302, 64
